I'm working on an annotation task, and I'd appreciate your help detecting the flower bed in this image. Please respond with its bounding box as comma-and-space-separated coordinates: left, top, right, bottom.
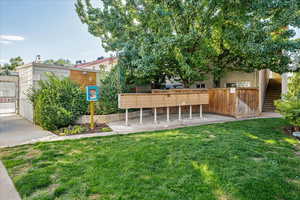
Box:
53, 124, 112, 136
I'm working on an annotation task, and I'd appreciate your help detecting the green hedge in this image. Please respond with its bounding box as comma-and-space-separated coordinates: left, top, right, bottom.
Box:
28, 73, 88, 130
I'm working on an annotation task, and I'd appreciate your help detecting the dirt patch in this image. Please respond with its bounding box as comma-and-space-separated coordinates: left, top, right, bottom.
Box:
89, 194, 102, 200
25, 149, 42, 159
81, 123, 112, 134
13, 163, 32, 176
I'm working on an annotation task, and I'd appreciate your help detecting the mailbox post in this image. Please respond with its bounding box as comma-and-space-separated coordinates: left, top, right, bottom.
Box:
86, 86, 100, 129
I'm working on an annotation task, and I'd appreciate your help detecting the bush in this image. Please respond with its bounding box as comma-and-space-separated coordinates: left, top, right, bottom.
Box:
275, 73, 300, 127
28, 73, 88, 130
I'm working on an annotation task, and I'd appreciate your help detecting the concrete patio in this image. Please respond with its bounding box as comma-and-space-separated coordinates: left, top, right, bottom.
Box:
108, 113, 236, 132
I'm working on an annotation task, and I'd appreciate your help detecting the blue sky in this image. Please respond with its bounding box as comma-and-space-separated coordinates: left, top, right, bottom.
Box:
0, 0, 108, 64
0, 0, 299, 65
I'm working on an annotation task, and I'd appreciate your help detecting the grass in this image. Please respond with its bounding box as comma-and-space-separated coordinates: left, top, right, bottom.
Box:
1, 118, 300, 200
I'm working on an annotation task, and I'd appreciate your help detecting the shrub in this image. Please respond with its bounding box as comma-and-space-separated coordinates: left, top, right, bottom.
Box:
28, 73, 88, 130
275, 73, 300, 127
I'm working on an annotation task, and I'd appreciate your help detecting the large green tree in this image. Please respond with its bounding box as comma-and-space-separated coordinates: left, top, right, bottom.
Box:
0, 56, 24, 75
76, 0, 300, 88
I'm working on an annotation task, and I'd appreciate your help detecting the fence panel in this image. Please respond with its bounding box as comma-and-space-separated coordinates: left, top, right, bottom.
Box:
152, 88, 259, 118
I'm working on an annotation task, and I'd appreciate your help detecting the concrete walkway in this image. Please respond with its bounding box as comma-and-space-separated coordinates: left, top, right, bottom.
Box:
0, 114, 53, 148
0, 161, 21, 200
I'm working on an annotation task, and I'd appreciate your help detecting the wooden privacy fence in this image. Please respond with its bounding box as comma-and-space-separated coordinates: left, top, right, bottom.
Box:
118, 93, 209, 125
152, 88, 260, 118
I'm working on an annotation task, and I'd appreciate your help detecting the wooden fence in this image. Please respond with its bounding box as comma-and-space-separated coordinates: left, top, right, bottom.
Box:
118, 93, 209, 109
118, 92, 209, 125
152, 88, 260, 118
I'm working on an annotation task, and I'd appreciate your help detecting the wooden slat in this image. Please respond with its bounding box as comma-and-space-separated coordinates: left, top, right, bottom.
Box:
118, 93, 209, 109
151, 88, 259, 118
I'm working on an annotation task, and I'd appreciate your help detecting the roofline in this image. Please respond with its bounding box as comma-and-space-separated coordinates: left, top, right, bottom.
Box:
16, 62, 100, 73
73, 57, 118, 68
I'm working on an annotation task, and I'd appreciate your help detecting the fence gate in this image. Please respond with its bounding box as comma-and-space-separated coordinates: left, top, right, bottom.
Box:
0, 76, 18, 114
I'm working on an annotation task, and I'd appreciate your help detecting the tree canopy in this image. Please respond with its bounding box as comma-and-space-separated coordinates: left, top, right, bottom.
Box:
43, 59, 72, 67
76, 0, 300, 88
0, 56, 24, 75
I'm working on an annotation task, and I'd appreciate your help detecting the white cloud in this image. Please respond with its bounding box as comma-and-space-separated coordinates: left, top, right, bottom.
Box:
0, 35, 24, 41
0, 40, 12, 44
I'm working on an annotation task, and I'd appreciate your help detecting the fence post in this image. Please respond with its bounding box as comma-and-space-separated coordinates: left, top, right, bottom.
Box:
140, 108, 143, 124
167, 107, 170, 122
189, 105, 192, 119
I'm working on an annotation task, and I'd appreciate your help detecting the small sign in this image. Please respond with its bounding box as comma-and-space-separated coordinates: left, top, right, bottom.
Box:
230, 88, 236, 94
86, 86, 100, 101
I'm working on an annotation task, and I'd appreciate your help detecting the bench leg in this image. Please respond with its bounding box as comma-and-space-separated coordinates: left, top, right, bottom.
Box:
125, 109, 128, 126
200, 105, 203, 119
154, 107, 157, 124
140, 108, 143, 124
167, 107, 170, 122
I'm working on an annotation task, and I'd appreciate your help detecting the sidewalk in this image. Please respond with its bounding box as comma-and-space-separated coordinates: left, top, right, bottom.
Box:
0, 161, 21, 200
0, 114, 53, 148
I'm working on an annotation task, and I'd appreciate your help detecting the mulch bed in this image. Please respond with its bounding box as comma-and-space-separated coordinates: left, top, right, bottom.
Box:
283, 126, 300, 141
81, 123, 112, 134
52, 123, 112, 136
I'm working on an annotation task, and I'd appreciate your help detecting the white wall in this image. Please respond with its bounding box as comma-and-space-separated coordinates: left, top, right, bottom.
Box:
18, 66, 34, 121
281, 72, 294, 96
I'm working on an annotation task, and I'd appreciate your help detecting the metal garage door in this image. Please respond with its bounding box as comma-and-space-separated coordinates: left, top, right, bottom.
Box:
0, 79, 18, 114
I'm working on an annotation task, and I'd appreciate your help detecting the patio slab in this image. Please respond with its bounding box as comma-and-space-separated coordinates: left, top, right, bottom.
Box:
108, 113, 236, 133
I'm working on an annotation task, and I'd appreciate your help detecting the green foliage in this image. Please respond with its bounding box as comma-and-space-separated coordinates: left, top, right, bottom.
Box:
76, 0, 300, 87
101, 127, 112, 132
27, 73, 88, 130
275, 73, 300, 127
0, 56, 24, 75
96, 66, 129, 115
55, 125, 88, 136
43, 59, 72, 67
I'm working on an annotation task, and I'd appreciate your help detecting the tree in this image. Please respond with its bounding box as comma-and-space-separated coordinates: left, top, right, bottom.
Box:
275, 73, 300, 128
0, 56, 24, 75
76, 0, 300, 88
43, 59, 72, 67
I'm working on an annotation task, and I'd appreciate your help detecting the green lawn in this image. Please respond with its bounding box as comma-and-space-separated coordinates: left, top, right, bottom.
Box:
1, 118, 300, 200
